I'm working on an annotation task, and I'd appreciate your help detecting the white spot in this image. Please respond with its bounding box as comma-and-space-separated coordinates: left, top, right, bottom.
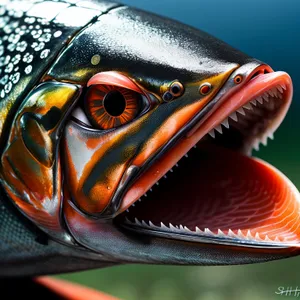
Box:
16, 41, 27, 52
40, 49, 50, 59
34, 42, 45, 51
4, 81, 12, 93
11, 72, 20, 84
11, 54, 21, 65
39, 33, 52, 43
23, 53, 33, 63
0, 75, 9, 85
24, 17, 36, 24
53, 30, 62, 38
4, 63, 13, 74
25, 65, 32, 75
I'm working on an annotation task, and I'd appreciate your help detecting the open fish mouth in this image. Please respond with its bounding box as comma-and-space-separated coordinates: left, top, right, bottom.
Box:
116, 70, 300, 249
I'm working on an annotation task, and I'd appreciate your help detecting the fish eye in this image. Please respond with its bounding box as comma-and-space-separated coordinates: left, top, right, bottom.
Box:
234, 74, 243, 84
73, 84, 148, 130
199, 83, 212, 95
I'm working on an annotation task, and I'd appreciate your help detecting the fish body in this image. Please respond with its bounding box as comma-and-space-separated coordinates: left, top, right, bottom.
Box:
0, 0, 299, 281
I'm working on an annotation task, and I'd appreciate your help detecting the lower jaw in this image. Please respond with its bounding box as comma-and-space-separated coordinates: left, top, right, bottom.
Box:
118, 143, 300, 248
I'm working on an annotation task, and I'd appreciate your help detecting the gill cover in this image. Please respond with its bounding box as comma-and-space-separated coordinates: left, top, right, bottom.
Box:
0, 4, 261, 254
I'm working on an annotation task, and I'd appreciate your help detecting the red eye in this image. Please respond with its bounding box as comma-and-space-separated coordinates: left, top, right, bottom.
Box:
85, 84, 141, 130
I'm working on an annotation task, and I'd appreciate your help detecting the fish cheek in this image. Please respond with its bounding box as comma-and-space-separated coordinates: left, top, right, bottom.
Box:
0, 82, 81, 240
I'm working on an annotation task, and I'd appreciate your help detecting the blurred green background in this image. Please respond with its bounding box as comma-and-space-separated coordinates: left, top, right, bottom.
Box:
58, 0, 300, 299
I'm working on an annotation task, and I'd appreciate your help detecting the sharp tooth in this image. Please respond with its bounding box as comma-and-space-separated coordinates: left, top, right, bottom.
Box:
138, 198, 142, 202
126, 209, 129, 213
156, 182, 159, 186
185, 154, 188, 158
281, 84, 286, 90
204, 228, 213, 235
268, 90, 275, 97
208, 130, 216, 138
217, 229, 226, 237
179, 225, 185, 231
265, 235, 273, 242
125, 217, 131, 223
149, 221, 156, 227
160, 222, 169, 230
193, 145, 197, 149
169, 223, 178, 231
150, 188, 153, 192
250, 99, 257, 106
134, 218, 142, 226
184, 226, 192, 232
175, 163, 179, 167
277, 92, 283, 99
141, 220, 148, 227
256, 96, 263, 104
215, 125, 223, 134
243, 103, 252, 110
144, 193, 148, 197
255, 232, 262, 241
228, 229, 236, 238
221, 118, 230, 128
237, 107, 246, 115
253, 139, 260, 151
164, 175, 167, 179
195, 227, 203, 234
272, 88, 279, 97
261, 135, 268, 146
170, 168, 173, 172
268, 132, 274, 140
277, 86, 283, 93
246, 230, 253, 239
229, 111, 238, 122
263, 94, 269, 102
132, 203, 135, 207
237, 229, 244, 238
274, 236, 281, 242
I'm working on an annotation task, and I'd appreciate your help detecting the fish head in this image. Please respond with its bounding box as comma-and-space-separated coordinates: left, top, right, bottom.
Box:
1, 6, 299, 270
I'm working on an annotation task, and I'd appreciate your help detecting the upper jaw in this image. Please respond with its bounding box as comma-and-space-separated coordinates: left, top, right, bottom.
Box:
119, 63, 290, 212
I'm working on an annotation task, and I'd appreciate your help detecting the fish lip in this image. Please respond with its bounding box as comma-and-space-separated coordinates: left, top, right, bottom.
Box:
115, 66, 298, 249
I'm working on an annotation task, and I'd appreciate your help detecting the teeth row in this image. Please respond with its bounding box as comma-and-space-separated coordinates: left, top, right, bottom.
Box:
208, 84, 286, 146
124, 217, 290, 244
126, 147, 195, 212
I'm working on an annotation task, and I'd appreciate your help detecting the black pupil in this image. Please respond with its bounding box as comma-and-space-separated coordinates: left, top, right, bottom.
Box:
171, 85, 180, 94
103, 90, 126, 117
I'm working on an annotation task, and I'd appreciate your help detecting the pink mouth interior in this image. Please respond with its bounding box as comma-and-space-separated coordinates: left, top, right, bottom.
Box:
123, 144, 300, 244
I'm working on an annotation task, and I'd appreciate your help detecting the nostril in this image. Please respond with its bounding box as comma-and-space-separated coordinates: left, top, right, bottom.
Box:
249, 68, 270, 81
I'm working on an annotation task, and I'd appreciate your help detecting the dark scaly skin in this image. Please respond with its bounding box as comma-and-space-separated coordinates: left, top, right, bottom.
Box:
0, 0, 121, 276
0, 0, 299, 281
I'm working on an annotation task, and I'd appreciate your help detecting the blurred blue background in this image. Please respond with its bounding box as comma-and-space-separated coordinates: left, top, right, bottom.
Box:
58, 0, 300, 299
